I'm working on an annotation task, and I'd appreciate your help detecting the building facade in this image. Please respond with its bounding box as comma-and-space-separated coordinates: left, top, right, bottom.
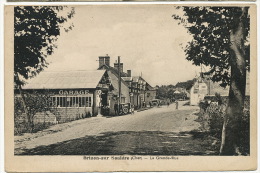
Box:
98, 55, 156, 110
18, 55, 157, 124
190, 72, 250, 105
19, 70, 114, 122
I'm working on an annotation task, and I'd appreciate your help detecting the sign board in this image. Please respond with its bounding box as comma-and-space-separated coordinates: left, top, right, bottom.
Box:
97, 90, 102, 95
59, 90, 89, 95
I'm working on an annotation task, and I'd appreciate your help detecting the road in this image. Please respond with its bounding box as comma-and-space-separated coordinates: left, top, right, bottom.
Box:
15, 101, 218, 155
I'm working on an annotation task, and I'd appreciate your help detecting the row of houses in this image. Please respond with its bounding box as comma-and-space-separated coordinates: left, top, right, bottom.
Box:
18, 55, 156, 122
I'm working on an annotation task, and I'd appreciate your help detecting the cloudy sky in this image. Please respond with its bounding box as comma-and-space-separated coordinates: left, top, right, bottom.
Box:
46, 5, 201, 86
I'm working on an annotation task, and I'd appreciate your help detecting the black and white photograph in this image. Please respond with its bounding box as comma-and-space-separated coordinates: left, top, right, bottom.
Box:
5, 4, 257, 172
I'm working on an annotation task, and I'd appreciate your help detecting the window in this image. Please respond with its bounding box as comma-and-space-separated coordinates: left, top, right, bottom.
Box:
51, 96, 92, 108
121, 97, 125, 103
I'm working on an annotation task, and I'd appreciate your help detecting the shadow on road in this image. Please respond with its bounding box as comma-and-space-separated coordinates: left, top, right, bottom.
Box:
18, 131, 219, 155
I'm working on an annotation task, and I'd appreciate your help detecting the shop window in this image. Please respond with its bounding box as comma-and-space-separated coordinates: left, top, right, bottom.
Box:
51, 96, 92, 108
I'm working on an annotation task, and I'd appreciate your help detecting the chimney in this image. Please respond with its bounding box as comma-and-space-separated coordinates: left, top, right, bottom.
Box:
114, 62, 123, 73
98, 56, 105, 68
104, 54, 110, 67
99, 55, 110, 68
127, 70, 131, 77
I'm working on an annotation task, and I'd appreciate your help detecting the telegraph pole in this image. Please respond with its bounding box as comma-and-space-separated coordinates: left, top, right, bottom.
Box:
118, 56, 121, 115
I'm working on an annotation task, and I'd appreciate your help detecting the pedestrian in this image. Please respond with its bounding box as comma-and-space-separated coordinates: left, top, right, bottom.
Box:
131, 104, 135, 114
149, 101, 152, 108
167, 102, 170, 107
175, 100, 179, 110
114, 103, 118, 116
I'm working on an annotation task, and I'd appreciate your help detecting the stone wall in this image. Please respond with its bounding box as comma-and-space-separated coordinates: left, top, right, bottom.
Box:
33, 107, 92, 123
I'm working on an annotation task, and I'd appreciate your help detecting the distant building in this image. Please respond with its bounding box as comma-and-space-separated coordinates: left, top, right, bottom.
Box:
190, 72, 250, 105
145, 83, 157, 106
190, 80, 208, 105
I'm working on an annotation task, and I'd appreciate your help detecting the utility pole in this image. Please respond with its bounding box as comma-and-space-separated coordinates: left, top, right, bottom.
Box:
118, 56, 121, 115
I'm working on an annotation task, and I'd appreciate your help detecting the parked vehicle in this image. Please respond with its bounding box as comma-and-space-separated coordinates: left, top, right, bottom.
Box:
151, 99, 161, 106
119, 103, 131, 115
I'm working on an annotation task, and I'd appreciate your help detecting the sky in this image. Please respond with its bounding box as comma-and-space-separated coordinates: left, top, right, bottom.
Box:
46, 5, 201, 86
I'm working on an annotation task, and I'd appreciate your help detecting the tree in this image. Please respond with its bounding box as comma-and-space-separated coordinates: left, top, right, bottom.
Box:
173, 7, 250, 155
14, 6, 75, 130
175, 79, 196, 91
15, 91, 55, 133
14, 6, 75, 85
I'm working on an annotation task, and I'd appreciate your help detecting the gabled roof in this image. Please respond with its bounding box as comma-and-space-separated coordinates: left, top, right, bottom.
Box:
23, 70, 106, 89
98, 64, 129, 86
146, 82, 155, 90
98, 64, 128, 77
107, 71, 128, 97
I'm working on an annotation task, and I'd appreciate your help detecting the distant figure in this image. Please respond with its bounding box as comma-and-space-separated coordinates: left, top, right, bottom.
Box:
167, 102, 170, 107
175, 101, 179, 110
131, 104, 135, 114
149, 101, 152, 108
114, 103, 118, 116
143, 101, 146, 108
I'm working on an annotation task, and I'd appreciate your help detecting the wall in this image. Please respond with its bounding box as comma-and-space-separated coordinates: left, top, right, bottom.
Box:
107, 70, 130, 115
33, 107, 93, 123
190, 82, 208, 105
145, 90, 156, 105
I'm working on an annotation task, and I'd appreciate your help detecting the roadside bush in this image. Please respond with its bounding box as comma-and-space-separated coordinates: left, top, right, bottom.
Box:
207, 104, 225, 138
200, 95, 250, 155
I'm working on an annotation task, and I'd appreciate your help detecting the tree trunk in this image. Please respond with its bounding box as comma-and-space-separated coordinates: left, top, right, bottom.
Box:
219, 7, 248, 155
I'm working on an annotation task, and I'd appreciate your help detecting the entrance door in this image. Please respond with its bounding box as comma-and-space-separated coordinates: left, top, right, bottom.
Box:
101, 91, 108, 115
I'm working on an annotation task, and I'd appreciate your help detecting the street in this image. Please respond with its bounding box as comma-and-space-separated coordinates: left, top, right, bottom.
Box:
15, 101, 218, 155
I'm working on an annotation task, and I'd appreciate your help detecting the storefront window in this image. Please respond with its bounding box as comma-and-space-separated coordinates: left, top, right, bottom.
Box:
52, 96, 92, 108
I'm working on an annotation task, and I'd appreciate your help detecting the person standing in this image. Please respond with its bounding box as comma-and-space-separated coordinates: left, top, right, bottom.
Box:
114, 103, 118, 116
175, 100, 179, 110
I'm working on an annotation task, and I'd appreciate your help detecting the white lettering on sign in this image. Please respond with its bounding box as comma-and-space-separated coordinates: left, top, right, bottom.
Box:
59, 90, 89, 95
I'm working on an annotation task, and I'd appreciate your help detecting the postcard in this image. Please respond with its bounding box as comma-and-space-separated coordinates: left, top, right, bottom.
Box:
5, 4, 257, 172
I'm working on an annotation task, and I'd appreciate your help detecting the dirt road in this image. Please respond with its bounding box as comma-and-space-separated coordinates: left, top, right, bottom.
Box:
15, 102, 218, 155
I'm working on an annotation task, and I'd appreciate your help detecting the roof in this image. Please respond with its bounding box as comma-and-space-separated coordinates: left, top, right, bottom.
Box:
98, 64, 129, 87
107, 70, 129, 97
121, 77, 132, 82
98, 64, 128, 77
132, 76, 140, 83
22, 70, 106, 89
146, 82, 155, 90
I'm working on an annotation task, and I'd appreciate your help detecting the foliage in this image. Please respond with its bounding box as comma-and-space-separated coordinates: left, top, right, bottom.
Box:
175, 79, 196, 91
155, 80, 192, 100
14, 6, 75, 86
173, 7, 250, 87
200, 96, 250, 155
14, 91, 55, 133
